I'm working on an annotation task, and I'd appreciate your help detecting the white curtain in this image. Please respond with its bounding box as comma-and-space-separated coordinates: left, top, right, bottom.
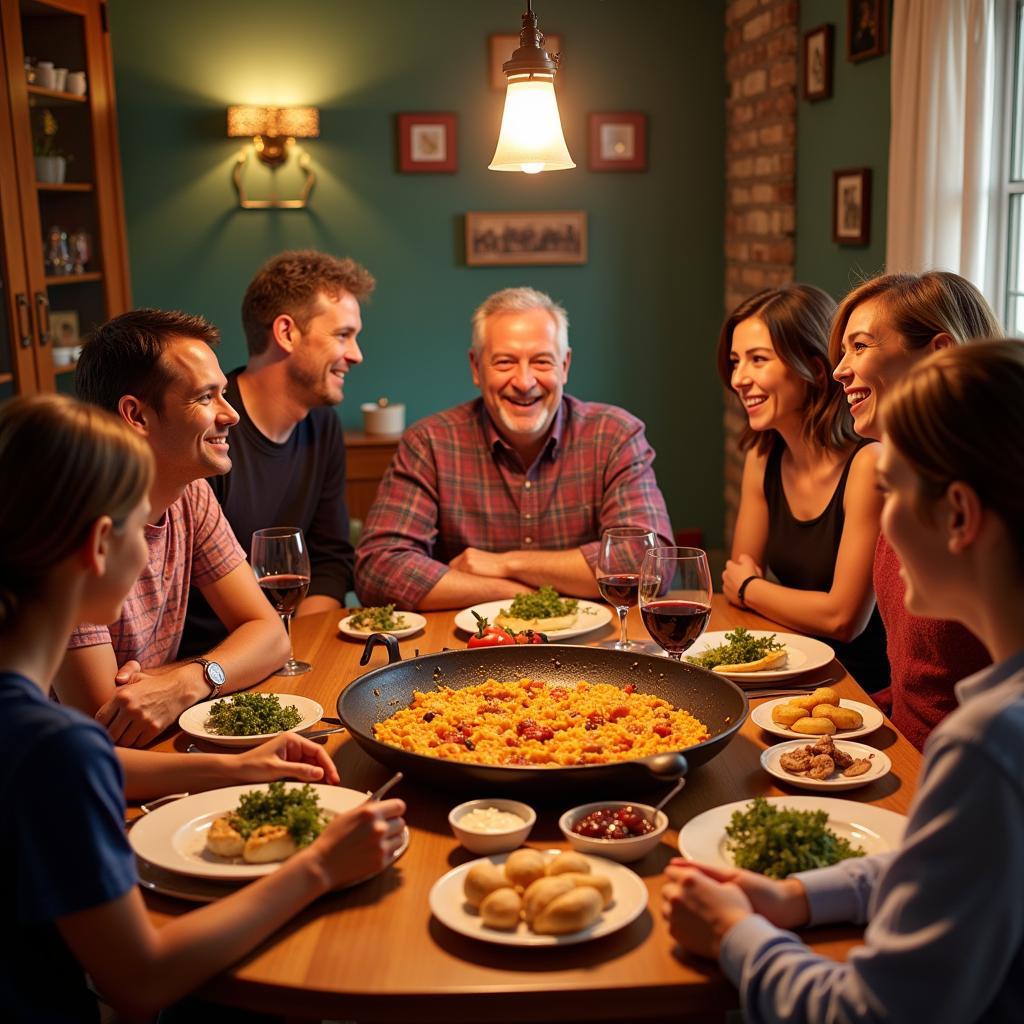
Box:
886, 0, 1002, 303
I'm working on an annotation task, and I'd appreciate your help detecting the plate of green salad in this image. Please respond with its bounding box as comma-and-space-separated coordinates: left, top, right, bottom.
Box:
178, 692, 324, 748
454, 595, 611, 640
339, 605, 426, 640
684, 628, 835, 684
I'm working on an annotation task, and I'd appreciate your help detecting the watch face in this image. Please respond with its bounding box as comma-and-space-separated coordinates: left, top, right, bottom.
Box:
207, 662, 226, 686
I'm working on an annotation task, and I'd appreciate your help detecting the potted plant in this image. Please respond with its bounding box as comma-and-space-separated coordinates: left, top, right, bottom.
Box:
34, 109, 68, 184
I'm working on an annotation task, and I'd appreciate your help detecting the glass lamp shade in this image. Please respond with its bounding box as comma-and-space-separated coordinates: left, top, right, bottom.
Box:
488, 75, 575, 173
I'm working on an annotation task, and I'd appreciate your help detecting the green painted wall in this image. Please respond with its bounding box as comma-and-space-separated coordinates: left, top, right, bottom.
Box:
106, 0, 727, 545
795, 1, 890, 298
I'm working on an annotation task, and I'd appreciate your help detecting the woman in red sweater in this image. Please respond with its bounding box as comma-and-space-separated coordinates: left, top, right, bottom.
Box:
830, 271, 1002, 749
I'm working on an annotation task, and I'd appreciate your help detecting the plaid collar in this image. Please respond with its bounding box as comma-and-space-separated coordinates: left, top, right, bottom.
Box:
481, 398, 566, 470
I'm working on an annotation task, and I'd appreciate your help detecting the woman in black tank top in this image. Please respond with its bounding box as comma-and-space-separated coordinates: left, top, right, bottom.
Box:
716, 285, 889, 692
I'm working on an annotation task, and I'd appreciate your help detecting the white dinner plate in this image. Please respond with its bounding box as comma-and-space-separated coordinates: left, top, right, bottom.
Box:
177, 695, 323, 749
131, 783, 385, 881
760, 738, 892, 791
678, 795, 906, 868
429, 849, 648, 946
338, 610, 426, 641
751, 697, 884, 740
684, 630, 836, 683
453, 599, 612, 640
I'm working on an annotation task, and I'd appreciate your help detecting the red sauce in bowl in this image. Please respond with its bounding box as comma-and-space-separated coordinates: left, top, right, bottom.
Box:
571, 805, 655, 840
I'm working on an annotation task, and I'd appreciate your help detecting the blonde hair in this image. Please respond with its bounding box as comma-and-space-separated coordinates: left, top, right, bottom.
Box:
0, 394, 154, 626
881, 340, 1024, 570
471, 287, 569, 356
828, 271, 1003, 366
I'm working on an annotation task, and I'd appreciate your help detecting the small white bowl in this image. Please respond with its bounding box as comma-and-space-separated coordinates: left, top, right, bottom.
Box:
448, 798, 536, 855
559, 801, 668, 863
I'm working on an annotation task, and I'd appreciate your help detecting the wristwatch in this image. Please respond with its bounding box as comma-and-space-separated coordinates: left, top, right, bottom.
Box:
192, 657, 226, 698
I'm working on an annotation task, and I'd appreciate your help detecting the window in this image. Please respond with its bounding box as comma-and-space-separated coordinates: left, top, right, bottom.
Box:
1002, 0, 1024, 333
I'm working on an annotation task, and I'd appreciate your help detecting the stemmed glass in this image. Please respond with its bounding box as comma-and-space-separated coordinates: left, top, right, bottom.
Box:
596, 527, 657, 650
251, 527, 311, 676
638, 547, 713, 661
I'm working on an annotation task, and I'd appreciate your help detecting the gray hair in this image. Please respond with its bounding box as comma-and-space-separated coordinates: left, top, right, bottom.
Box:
470, 287, 570, 356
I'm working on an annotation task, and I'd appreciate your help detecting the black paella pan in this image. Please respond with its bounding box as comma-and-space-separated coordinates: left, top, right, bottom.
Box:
336, 635, 748, 796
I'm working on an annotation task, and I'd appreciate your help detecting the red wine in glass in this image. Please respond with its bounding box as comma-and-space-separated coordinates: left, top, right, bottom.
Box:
597, 573, 640, 607
640, 600, 711, 656
258, 573, 310, 616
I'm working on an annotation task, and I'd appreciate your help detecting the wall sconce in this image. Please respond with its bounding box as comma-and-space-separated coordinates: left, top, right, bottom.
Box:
489, 0, 574, 173
226, 105, 320, 209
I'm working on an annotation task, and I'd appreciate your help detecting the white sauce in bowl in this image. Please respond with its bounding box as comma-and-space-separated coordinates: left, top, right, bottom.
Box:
458, 807, 526, 833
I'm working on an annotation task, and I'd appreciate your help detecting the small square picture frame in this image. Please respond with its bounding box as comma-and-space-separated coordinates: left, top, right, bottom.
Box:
396, 113, 457, 173
803, 24, 833, 101
489, 32, 563, 91
847, 0, 887, 62
588, 112, 647, 172
832, 168, 872, 246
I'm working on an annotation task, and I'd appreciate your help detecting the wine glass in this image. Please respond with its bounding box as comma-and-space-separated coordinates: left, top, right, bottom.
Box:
596, 527, 657, 650
251, 527, 311, 676
638, 547, 713, 661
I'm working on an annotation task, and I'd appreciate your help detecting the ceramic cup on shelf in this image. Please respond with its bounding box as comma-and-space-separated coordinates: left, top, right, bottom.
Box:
53, 67, 68, 91
361, 399, 405, 435
35, 156, 67, 185
35, 61, 55, 89
65, 71, 86, 96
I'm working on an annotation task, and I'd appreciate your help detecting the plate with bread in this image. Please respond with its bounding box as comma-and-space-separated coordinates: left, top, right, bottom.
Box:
750, 686, 884, 741
684, 629, 836, 684
429, 847, 648, 946
454, 596, 612, 641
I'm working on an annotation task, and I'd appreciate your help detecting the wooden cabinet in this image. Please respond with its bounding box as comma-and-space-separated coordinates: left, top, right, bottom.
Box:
344, 431, 400, 524
0, 0, 130, 400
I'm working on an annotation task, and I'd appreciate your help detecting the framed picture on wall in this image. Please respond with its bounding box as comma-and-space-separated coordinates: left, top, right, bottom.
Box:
396, 113, 457, 173
48, 309, 80, 348
465, 210, 587, 266
588, 112, 647, 171
803, 25, 833, 100
847, 0, 887, 62
832, 168, 872, 246
489, 32, 563, 91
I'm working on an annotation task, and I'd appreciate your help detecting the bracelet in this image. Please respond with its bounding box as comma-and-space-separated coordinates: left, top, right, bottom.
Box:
737, 574, 759, 609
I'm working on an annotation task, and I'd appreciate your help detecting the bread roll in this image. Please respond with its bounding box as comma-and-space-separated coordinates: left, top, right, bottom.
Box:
480, 887, 522, 930
505, 848, 547, 889
464, 860, 510, 908
522, 875, 575, 924
532, 886, 603, 935
561, 871, 614, 909
772, 704, 806, 727
791, 715, 836, 735
546, 851, 591, 876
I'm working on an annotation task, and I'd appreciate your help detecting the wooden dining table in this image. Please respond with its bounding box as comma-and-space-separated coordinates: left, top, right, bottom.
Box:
142, 597, 921, 1023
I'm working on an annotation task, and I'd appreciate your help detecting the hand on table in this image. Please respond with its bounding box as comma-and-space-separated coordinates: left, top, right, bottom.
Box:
233, 733, 341, 786
307, 798, 407, 890
448, 547, 513, 579
661, 859, 809, 958
722, 554, 762, 607
97, 661, 201, 747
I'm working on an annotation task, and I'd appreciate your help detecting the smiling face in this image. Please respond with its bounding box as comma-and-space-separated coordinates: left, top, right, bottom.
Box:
286, 290, 363, 407
141, 338, 238, 486
729, 316, 807, 434
832, 299, 931, 440
470, 307, 571, 458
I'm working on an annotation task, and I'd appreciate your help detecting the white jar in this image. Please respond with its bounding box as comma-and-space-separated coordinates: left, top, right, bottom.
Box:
65, 71, 87, 96
361, 401, 405, 435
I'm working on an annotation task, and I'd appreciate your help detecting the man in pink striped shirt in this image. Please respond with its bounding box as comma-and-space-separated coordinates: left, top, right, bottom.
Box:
356, 287, 672, 609
55, 310, 289, 746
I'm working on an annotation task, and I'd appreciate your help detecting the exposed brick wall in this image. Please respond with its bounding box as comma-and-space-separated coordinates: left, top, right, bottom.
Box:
722, 0, 798, 544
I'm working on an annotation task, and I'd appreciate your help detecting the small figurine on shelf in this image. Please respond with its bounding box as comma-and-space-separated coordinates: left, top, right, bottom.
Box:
46, 225, 73, 276
69, 229, 91, 273
34, 109, 68, 184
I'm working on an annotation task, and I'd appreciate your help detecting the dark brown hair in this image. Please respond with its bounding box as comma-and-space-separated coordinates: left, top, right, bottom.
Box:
828, 271, 1003, 367
0, 394, 154, 626
882, 339, 1024, 572
241, 250, 376, 356
718, 283, 855, 454
75, 308, 220, 414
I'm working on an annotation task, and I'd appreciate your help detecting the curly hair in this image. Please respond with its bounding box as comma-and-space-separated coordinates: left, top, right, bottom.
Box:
241, 250, 376, 356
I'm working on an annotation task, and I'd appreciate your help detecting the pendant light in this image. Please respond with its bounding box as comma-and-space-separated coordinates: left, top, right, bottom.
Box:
489, 0, 575, 174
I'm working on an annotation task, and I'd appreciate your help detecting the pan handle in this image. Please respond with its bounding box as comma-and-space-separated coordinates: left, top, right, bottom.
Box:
359, 632, 403, 666
637, 751, 688, 783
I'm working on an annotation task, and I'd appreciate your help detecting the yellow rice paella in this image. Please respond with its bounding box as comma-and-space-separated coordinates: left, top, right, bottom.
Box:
372, 677, 710, 766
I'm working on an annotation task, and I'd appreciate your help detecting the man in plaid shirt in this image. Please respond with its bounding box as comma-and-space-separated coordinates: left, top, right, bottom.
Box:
54, 310, 289, 746
356, 287, 672, 609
